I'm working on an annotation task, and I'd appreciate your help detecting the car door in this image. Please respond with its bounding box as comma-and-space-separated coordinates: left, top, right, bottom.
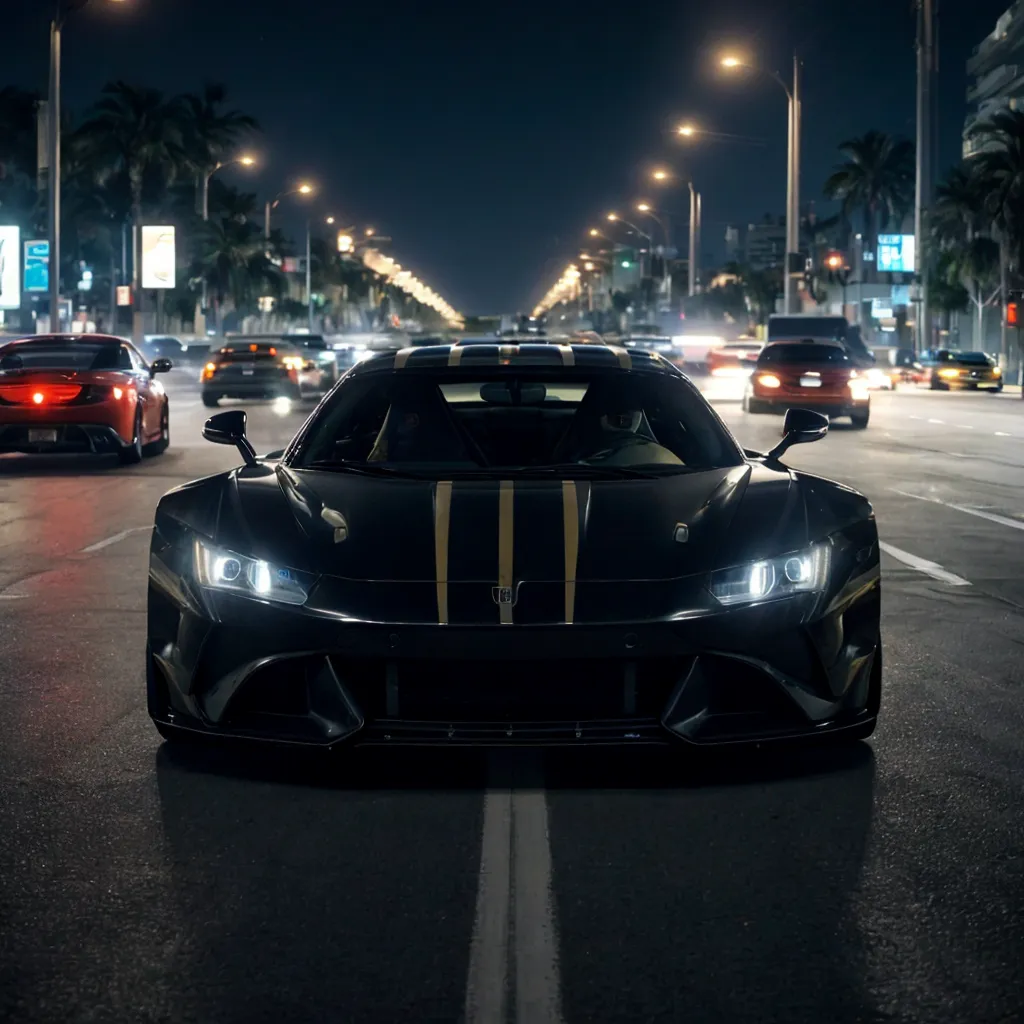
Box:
123, 344, 158, 440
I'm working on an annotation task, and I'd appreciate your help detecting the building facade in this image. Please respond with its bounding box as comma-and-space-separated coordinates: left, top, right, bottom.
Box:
964, 2, 1024, 158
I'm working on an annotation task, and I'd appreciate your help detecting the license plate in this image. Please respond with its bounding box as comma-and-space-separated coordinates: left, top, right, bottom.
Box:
28, 428, 58, 443
242, 368, 255, 376
799, 376, 822, 387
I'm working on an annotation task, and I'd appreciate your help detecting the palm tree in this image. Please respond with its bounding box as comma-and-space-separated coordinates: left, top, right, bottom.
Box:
968, 109, 1024, 378
823, 131, 915, 275
198, 217, 282, 333
933, 165, 987, 245
73, 82, 191, 335
179, 83, 258, 212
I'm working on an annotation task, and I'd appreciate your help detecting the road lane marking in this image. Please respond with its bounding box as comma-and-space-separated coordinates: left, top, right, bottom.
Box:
892, 489, 1024, 532
465, 752, 563, 1024
465, 786, 512, 1024
995, 431, 1012, 437
80, 526, 151, 553
878, 541, 971, 586
927, 418, 944, 424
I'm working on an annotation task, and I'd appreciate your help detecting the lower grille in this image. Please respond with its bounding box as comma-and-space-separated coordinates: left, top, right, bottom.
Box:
333, 657, 688, 726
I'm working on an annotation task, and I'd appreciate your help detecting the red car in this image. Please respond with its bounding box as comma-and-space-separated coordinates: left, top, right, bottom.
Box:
0, 333, 172, 463
743, 339, 871, 428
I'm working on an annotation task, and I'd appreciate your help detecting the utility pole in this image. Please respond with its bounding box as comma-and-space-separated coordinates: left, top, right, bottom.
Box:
47, 16, 62, 334
914, 0, 936, 353
785, 54, 802, 314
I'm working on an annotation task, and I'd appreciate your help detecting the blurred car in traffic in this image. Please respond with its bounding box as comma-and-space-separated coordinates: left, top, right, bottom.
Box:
201, 340, 304, 407
702, 340, 764, 402
744, 339, 871, 428
224, 333, 337, 396
142, 334, 210, 364
667, 333, 728, 371
928, 349, 1003, 391
0, 333, 171, 462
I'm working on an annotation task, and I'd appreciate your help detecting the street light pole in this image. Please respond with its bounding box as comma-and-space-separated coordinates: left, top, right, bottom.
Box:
47, 14, 62, 333
688, 183, 697, 297
305, 218, 313, 332
785, 55, 802, 315
914, 0, 936, 355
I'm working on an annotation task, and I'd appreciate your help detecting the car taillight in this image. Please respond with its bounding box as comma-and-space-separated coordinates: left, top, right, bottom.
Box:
0, 383, 83, 405
112, 386, 124, 400
757, 373, 781, 388
201, 362, 217, 381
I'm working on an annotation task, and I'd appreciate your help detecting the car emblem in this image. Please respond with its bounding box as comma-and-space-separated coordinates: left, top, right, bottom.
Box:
674, 523, 689, 544
492, 584, 519, 607
320, 506, 348, 543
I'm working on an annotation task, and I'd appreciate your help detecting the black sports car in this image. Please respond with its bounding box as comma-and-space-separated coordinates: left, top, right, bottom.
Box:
147, 342, 881, 749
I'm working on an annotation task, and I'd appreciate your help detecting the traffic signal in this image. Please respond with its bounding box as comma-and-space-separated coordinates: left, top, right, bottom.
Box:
1007, 290, 1022, 326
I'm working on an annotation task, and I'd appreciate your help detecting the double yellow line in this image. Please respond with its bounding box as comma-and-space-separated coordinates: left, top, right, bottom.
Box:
432, 480, 581, 626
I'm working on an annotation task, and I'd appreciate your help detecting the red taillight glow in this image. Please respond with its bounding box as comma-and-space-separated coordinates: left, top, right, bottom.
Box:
0, 383, 84, 405
32, 391, 44, 404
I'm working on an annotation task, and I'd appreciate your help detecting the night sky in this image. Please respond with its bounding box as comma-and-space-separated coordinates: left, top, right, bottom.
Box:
6, 0, 1011, 314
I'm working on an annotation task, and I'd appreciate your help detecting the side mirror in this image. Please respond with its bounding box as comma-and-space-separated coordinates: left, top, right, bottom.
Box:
150, 357, 173, 375
766, 408, 829, 462
203, 409, 258, 466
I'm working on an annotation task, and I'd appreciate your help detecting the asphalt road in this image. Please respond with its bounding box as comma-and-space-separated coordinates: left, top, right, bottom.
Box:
1, 369, 1022, 1024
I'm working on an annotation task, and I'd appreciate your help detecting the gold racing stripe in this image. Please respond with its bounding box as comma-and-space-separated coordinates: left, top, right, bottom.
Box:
608, 345, 632, 370
557, 345, 575, 367
498, 479, 515, 624
393, 347, 416, 369
448, 346, 464, 366
562, 480, 579, 624
434, 480, 453, 625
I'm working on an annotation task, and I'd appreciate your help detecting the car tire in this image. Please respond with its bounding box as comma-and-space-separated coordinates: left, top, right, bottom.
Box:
145, 403, 170, 456
744, 396, 769, 414
991, 385, 1003, 394
118, 408, 144, 464
930, 379, 947, 391
850, 407, 870, 429
202, 394, 220, 408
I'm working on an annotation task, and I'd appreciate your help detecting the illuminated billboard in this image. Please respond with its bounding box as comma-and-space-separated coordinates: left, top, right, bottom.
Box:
141, 225, 176, 289
877, 234, 915, 274
0, 225, 21, 309
24, 239, 49, 292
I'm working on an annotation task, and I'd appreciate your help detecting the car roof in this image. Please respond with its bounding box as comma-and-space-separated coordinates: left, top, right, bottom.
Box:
2, 333, 127, 347
762, 337, 845, 350
347, 342, 681, 376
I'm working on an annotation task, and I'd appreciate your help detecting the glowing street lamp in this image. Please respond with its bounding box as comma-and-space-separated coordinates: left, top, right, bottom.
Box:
676, 124, 697, 138
720, 47, 801, 313
264, 181, 315, 239
325, 216, 335, 225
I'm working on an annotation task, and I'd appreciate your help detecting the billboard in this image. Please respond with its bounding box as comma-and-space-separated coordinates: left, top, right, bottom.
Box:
877, 234, 915, 274
141, 225, 176, 289
0, 225, 21, 309
24, 239, 49, 292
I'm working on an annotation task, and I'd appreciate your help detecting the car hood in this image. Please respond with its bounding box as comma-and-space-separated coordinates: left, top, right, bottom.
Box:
219, 462, 807, 585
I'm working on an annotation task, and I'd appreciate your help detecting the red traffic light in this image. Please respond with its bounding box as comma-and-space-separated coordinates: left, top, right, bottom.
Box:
1007, 302, 1018, 326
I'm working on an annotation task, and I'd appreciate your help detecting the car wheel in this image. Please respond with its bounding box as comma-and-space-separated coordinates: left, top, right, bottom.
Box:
202, 394, 220, 408
145, 403, 170, 455
850, 407, 870, 429
745, 397, 768, 414
118, 408, 144, 464
991, 385, 1003, 393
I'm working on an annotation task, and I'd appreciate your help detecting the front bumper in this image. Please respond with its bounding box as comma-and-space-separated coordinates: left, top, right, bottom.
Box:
0, 421, 132, 454
750, 394, 868, 417
202, 379, 302, 400
148, 578, 881, 750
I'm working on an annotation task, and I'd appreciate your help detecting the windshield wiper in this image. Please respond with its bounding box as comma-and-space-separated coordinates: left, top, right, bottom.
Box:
517, 463, 663, 480
302, 460, 425, 478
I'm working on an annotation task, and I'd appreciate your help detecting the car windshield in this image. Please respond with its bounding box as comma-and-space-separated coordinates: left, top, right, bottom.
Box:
290, 369, 743, 476
0, 341, 124, 371
758, 344, 851, 366
768, 317, 847, 342
952, 352, 991, 365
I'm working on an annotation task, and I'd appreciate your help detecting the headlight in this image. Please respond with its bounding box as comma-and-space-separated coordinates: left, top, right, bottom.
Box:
993, 366, 1002, 377
709, 544, 830, 607
193, 538, 313, 606
282, 356, 305, 370
758, 373, 781, 388
938, 367, 961, 378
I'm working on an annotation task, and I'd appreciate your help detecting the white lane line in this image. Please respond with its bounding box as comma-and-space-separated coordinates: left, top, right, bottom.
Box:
879, 541, 972, 586
892, 489, 1024, 532
80, 526, 151, 553
927, 418, 945, 424
465, 786, 512, 1024
957, 424, 975, 429
513, 784, 562, 1024
909, 415, 922, 420
465, 752, 562, 1024
995, 431, 1012, 437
